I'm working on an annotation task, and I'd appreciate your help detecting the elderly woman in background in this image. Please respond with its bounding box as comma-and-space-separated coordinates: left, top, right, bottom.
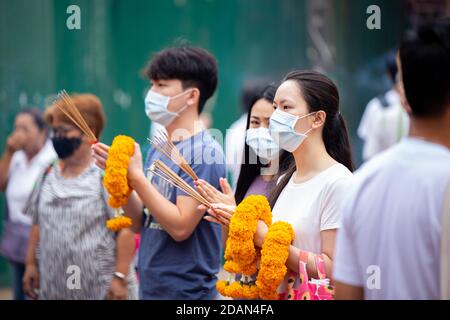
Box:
22, 94, 137, 300
0, 108, 56, 300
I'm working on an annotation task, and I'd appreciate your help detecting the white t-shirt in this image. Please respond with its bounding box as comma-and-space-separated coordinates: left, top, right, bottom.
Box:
333, 137, 450, 299
5, 140, 56, 225
272, 162, 353, 263
358, 89, 409, 161
225, 113, 247, 189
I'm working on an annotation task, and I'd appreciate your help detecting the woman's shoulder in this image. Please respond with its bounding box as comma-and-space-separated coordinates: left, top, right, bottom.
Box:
321, 163, 354, 192
328, 163, 353, 179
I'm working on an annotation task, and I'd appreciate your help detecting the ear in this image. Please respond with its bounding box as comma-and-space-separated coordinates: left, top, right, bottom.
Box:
397, 81, 413, 115
187, 88, 201, 107
312, 110, 326, 129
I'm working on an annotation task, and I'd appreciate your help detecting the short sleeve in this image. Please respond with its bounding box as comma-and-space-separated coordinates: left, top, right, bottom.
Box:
357, 99, 380, 140
358, 99, 385, 161
320, 177, 351, 231
176, 143, 226, 199
333, 192, 364, 286
100, 185, 116, 220
23, 171, 46, 225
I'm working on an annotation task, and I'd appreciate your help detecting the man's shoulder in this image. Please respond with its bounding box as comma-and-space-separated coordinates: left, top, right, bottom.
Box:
188, 131, 226, 166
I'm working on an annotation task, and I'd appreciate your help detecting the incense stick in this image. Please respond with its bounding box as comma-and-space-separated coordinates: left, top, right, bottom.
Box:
53, 90, 98, 143
148, 129, 199, 181
148, 160, 210, 207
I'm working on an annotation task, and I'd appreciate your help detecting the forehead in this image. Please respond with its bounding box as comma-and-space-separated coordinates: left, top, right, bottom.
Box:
152, 78, 183, 86
251, 99, 274, 117
16, 113, 34, 124
51, 117, 76, 129
274, 80, 303, 102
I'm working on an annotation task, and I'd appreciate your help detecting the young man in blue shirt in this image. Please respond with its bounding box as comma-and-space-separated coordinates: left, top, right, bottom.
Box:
93, 47, 226, 299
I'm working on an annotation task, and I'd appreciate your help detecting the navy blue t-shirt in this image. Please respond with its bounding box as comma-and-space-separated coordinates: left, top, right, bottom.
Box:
138, 131, 226, 299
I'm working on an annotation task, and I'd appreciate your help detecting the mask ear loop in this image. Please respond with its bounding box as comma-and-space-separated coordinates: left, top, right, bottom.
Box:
303, 127, 314, 135
293, 111, 317, 135
168, 89, 195, 117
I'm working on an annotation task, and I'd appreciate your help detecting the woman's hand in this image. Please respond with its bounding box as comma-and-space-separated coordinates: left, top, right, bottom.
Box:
254, 220, 269, 248
23, 263, 39, 300
92, 142, 144, 186
106, 277, 128, 300
194, 178, 236, 206
6, 131, 26, 153
91, 142, 110, 170
200, 203, 236, 228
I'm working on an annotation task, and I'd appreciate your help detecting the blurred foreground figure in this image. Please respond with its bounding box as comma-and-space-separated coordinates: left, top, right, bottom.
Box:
334, 18, 450, 300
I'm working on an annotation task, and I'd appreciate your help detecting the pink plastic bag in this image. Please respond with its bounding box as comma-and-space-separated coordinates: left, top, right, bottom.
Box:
279, 251, 334, 300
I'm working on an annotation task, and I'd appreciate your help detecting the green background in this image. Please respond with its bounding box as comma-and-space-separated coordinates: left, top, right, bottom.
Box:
0, 0, 406, 287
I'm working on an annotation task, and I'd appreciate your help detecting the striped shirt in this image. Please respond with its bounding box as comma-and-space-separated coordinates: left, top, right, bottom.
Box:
25, 162, 137, 300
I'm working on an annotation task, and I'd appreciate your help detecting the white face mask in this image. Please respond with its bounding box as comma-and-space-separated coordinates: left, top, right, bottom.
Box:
144, 89, 192, 126
245, 127, 280, 161
269, 108, 315, 152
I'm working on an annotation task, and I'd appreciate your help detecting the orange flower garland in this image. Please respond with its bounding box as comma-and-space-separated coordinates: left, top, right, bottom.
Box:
103, 135, 135, 208
103, 135, 135, 232
218, 195, 273, 299
106, 215, 132, 232
256, 221, 294, 300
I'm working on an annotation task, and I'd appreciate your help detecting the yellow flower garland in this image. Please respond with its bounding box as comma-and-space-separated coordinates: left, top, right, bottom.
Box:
106, 215, 132, 232
256, 221, 294, 300
103, 135, 135, 232
226, 202, 258, 272
218, 195, 273, 299
103, 135, 135, 208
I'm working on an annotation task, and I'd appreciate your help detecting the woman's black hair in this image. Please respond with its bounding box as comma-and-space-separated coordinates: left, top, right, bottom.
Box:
18, 107, 47, 132
234, 83, 294, 204
268, 70, 354, 208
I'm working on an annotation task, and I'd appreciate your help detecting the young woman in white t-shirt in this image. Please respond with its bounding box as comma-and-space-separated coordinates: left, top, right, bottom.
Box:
207, 70, 354, 292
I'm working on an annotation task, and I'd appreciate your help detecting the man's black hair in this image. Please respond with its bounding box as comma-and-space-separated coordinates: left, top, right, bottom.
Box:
399, 18, 450, 118
144, 46, 218, 114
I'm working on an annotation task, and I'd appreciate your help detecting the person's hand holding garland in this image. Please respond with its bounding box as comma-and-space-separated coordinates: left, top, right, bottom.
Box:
102, 135, 135, 232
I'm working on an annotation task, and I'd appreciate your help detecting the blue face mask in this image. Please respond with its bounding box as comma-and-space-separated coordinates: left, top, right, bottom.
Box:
144, 89, 192, 126
269, 109, 315, 152
245, 127, 280, 161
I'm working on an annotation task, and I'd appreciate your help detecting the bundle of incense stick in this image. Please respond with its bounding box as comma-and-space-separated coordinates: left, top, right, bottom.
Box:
53, 90, 97, 143
148, 160, 210, 207
147, 130, 199, 181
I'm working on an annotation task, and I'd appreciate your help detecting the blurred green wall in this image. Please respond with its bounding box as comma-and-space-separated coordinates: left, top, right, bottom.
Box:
0, 0, 406, 287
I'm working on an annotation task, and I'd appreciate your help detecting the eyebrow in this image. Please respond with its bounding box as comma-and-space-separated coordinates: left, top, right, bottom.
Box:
274, 97, 295, 105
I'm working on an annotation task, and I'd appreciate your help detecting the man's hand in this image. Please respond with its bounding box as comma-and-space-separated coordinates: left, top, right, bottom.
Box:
127, 143, 144, 188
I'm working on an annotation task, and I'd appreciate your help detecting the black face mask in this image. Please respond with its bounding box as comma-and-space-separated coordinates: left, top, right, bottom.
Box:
51, 136, 82, 159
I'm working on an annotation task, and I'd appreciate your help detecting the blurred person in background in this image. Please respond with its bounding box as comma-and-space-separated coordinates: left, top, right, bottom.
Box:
225, 79, 270, 189
196, 83, 293, 213
358, 52, 410, 161
0, 108, 56, 300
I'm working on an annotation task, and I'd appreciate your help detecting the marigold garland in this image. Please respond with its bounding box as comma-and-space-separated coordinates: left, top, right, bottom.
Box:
256, 221, 294, 300
216, 279, 259, 299
103, 135, 135, 208
218, 195, 273, 299
106, 215, 132, 232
